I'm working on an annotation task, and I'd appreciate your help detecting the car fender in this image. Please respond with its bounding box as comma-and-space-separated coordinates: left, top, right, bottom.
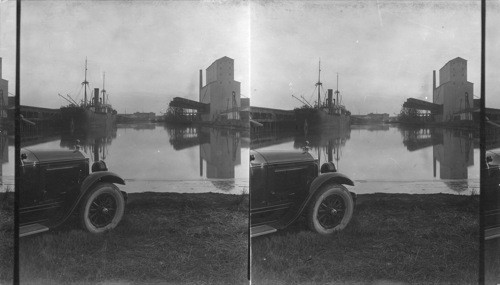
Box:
309, 172, 354, 195
46, 171, 126, 229
80, 171, 127, 202
274, 173, 355, 230
80, 171, 126, 192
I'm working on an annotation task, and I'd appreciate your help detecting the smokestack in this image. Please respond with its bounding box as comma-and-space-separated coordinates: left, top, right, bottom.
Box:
199, 69, 203, 102
94, 88, 99, 106
0, 57, 2, 78
327, 89, 333, 108
432, 70, 436, 103
433, 70, 436, 90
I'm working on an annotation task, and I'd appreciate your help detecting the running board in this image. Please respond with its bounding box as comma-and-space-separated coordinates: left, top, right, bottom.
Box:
485, 227, 500, 240
251, 225, 277, 238
20, 223, 49, 237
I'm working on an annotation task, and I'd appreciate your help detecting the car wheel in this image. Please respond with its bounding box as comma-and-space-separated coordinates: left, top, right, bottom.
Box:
80, 183, 125, 234
307, 184, 354, 235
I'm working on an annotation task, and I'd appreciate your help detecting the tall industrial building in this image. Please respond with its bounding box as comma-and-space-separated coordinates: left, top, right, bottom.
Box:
433, 57, 474, 122
0, 58, 8, 121
199, 57, 241, 122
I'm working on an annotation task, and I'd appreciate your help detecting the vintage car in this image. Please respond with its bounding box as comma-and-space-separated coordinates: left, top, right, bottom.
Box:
485, 149, 500, 240
19, 147, 126, 237
250, 147, 356, 237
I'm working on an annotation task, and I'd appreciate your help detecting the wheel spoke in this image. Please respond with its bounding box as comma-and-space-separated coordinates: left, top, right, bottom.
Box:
319, 202, 329, 211
88, 193, 118, 228
316, 194, 349, 229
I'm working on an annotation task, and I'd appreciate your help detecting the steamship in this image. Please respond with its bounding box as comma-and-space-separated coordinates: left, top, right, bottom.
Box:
60, 59, 117, 133
294, 61, 351, 133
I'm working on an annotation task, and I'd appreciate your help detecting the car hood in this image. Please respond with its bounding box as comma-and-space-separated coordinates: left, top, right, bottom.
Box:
251, 149, 316, 166
22, 148, 87, 164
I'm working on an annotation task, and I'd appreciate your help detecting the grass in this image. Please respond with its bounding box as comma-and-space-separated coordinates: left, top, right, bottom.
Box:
19, 192, 249, 284
0, 188, 14, 283
485, 238, 500, 285
251, 193, 479, 285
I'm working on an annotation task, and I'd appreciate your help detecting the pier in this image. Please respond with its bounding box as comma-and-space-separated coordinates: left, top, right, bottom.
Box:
20, 105, 61, 143
250, 106, 295, 131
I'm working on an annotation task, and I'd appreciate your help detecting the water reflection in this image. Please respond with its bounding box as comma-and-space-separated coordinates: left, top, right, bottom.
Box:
20, 123, 248, 194
0, 133, 13, 190
165, 125, 246, 180
165, 124, 248, 192
252, 124, 479, 194
60, 127, 117, 162
165, 125, 208, 150
432, 129, 474, 180
294, 127, 351, 170
398, 127, 475, 192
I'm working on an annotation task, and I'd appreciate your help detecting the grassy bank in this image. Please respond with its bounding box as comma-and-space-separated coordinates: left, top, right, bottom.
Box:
485, 238, 500, 285
19, 192, 248, 284
251, 193, 479, 284
0, 191, 14, 283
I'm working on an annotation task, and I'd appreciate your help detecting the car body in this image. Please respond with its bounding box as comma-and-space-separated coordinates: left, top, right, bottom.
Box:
250, 148, 355, 237
485, 149, 500, 240
19, 147, 126, 237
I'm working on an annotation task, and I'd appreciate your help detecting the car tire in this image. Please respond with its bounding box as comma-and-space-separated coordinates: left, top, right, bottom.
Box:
80, 183, 125, 234
307, 184, 354, 235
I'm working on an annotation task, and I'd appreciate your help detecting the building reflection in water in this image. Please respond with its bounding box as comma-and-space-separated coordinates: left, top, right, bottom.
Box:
253, 124, 477, 194
399, 126, 475, 192
199, 127, 241, 179
165, 124, 247, 191
165, 125, 207, 151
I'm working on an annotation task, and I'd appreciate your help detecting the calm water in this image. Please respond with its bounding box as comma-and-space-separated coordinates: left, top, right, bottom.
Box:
253, 125, 480, 195
22, 123, 249, 194
0, 135, 14, 191
21, 123, 479, 195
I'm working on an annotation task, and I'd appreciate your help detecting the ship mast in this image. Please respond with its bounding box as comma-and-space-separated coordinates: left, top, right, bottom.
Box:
335, 73, 340, 106
101, 72, 106, 105
315, 59, 322, 109
82, 57, 89, 107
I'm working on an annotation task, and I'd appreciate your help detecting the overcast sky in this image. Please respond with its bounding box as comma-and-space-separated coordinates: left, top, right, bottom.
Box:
486, 0, 500, 109
0, 0, 16, 93
1, 0, 493, 114
251, 1, 481, 115
19, 0, 250, 114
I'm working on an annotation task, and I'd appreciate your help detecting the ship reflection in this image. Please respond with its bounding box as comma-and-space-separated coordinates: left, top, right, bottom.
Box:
250, 126, 351, 171
60, 127, 117, 162
164, 124, 247, 191
399, 126, 476, 192
294, 127, 351, 171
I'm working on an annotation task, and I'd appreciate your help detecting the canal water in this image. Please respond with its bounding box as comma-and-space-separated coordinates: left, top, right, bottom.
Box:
0, 135, 14, 192
21, 123, 250, 194
253, 124, 480, 195
21, 123, 479, 195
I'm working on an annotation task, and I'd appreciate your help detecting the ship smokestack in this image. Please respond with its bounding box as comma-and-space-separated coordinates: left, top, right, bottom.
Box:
94, 88, 99, 106
199, 69, 203, 102
327, 89, 333, 108
432, 70, 436, 103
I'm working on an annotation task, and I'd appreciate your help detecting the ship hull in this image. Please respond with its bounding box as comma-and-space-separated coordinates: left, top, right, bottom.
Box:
61, 106, 116, 133
295, 108, 350, 133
